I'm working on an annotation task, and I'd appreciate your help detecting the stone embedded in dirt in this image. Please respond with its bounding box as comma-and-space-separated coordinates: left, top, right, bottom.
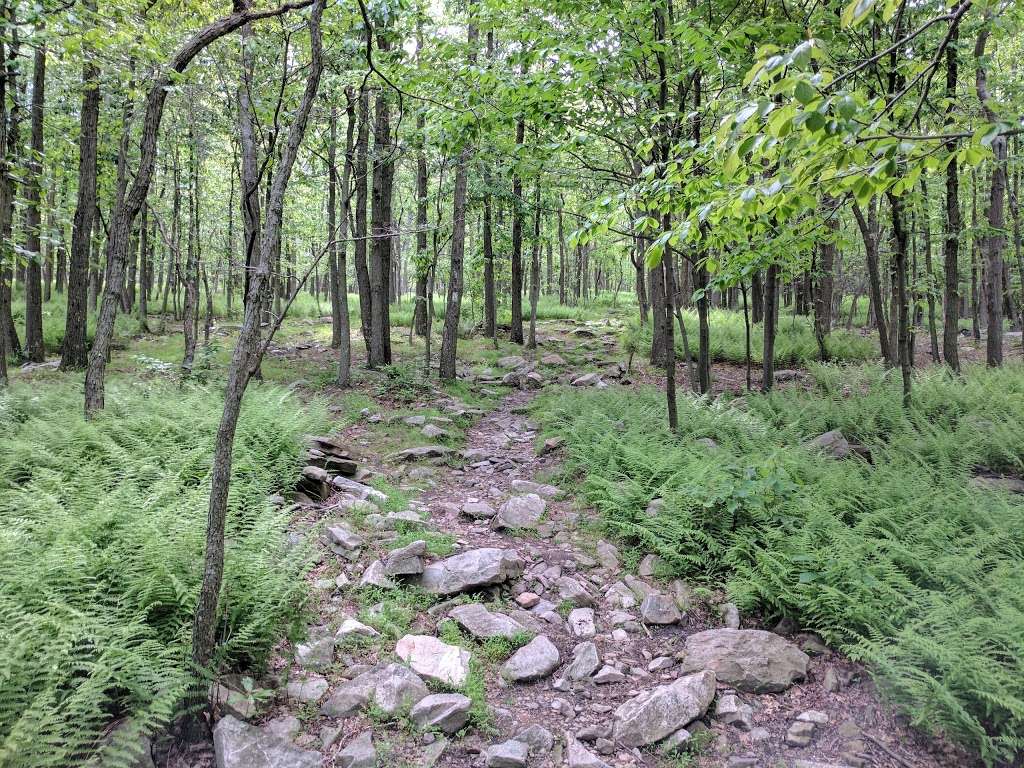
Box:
263, 715, 300, 742
648, 656, 674, 672
510, 479, 560, 498
568, 607, 596, 638
566, 733, 612, 768
774, 369, 805, 383
720, 602, 741, 629
539, 436, 565, 455
715, 692, 754, 731
595, 541, 620, 571
970, 474, 1024, 494
804, 430, 851, 459
605, 582, 637, 609
410, 693, 472, 734
320, 668, 381, 717
397, 445, 454, 461
498, 355, 529, 370
786, 719, 817, 747
798, 709, 830, 725
326, 523, 364, 553
461, 500, 496, 519
571, 372, 603, 387
421, 424, 451, 440
294, 636, 334, 669
448, 602, 528, 640
486, 739, 529, 768
500, 634, 561, 682
644, 497, 665, 517
624, 574, 653, 600
540, 353, 567, 366
384, 540, 427, 576
337, 730, 375, 768
404, 415, 427, 426
213, 715, 320, 768
612, 670, 717, 747
516, 592, 541, 609
359, 560, 396, 589
556, 575, 597, 607
564, 641, 601, 680
332, 476, 388, 505
417, 547, 525, 595
640, 593, 681, 625
593, 664, 626, 684
492, 493, 546, 530
659, 727, 694, 754
637, 553, 664, 578
374, 663, 430, 715
672, 580, 693, 611
677, 629, 809, 693
514, 724, 554, 755
336, 618, 379, 640
396, 634, 472, 688
421, 736, 449, 768
822, 666, 841, 692
286, 674, 328, 703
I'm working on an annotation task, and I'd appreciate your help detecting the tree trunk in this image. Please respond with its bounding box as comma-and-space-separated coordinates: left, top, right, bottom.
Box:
369, 73, 394, 367
22, 29, 45, 362
413, 101, 430, 337
853, 200, 894, 367
888, 192, 913, 406
527, 183, 541, 349
813, 198, 836, 362
328, 105, 342, 349
353, 86, 372, 351
182, 117, 201, 375
920, 178, 941, 363
942, 25, 961, 371
761, 262, 779, 392
510, 117, 524, 344
557, 202, 566, 305
336, 91, 356, 386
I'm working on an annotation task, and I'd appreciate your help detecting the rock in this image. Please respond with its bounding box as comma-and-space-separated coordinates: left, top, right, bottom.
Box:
398, 445, 454, 461
595, 541, 620, 571
420, 737, 449, 768
492, 494, 546, 529
715, 693, 754, 731
449, 603, 527, 640
404, 415, 427, 426
384, 540, 426, 576
541, 353, 567, 366
510, 479, 560, 498
286, 675, 328, 703
571, 373, 603, 387
213, 715, 320, 768
337, 618, 380, 640
421, 424, 450, 440
593, 665, 626, 684
516, 592, 541, 609
648, 656, 674, 672
612, 670, 717, 747
326, 523, 364, 552
396, 635, 471, 688
786, 720, 816, 747
555, 575, 596, 607
637, 554, 663, 578
515, 725, 554, 755
640, 593, 681, 625
822, 666, 841, 692
604, 582, 636, 609
720, 602, 740, 629
486, 739, 529, 768
623, 574, 653, 600
462, 500, 496, 519
295, 636, 334, 669
678, 629, 809, 693
659, 727, 693, 754
320, 669, 380, 717
568, 607, 596, 638
410, 693, 472, 734
566, 734, 612, 768
645, 498, 665, 517
971, 474, 1024, 494
374, 663, 430, 715
797, 709, 829, 725
500, 635, 561, 682
564, 641, 601, 680
804, 430, 850, 460
418, 548, 525, 595
498, 355, 528, 369
332, 476, 388, 505
337, 730, 376, 768
359, 560, 396, 589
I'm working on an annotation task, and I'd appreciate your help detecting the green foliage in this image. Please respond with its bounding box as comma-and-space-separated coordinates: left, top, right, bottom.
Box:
0, 379, 329, 768
531, 366, 1024, 763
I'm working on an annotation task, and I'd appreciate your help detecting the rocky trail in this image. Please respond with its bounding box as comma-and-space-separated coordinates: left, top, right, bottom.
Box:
207, 324, 967, 768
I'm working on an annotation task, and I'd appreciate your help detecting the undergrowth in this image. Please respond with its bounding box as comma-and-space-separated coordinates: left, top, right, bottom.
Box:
0, 380, 328, 767
531, 364, 1024, 764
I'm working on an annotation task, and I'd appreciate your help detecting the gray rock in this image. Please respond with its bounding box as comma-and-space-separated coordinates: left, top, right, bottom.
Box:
678, 629, 809, 693
571, 373, 603, 387
786, 720, 816, 747
404, 415, 427, 426
623, 574, 653, 599
461, 500, 496, 519
384, 540, 426, 576
320, 669, 380, 717
648, 656, 674, 672
332, 476, 388, 505
715, 692, 754, 731
510, 479, 560, 498
595, 541, 620, 571
498, 355, 528, 369
295, 636, 334, 669
568, 607, 596, 638
336, 618, 379, 640
418, 548, 525, 595
720, 602, 740, 629
448, 603, 527, 639
500, 635, 561, 682
213, 715, 320, 768
420, 737, 449, 768
410, 693, 472, 734
337, 730, 375, 768
640, 593, 681, 625
263, 715, 300, 742
659, 727, 693, 754
540, 353, 566, 365
395, 635, 471, 687
514, 724, 554, 755
359, 560, 396, 589
604, 582, 637, 609
555, 575, 596, 607
374, 663, 430, 715
492, 494, 546, 530
593, 665, 626, 684
566, 733, 612, 768
637, 554, 664, 578
421, 424, 450, 440
286, 675, 328, 703
486, 739, 529, 768
326, 523, 364, 552
398, 445, 454, 461
804, 430, 850, 459
612, 670, 717, 747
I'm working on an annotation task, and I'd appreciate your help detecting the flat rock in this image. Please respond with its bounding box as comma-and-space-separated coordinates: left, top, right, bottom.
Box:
500, 635, 560, 682
514, 724, 554, 755
410, 693, 472, 734
640, 593, 681, 625
461, 500, 496, 519
398, 445, 453, 461
449, 603, 527, 640
595, 541, 620, 571
571, 373, 603, 387
263, 715, 300, 742
213, 715, 320, 768
384, 540, 426, 575
568, 607, 596, 638
678, 629, 809, 693
336, 619, 380, 640
295, 636, 334, 669
492, 494, 546, 530
486, 739, 529, 768
566, 733, 612, 768
337, 730, 375, 768
498, 355, 528, 369
321, 664, 427, 717
332, 476, 387, 504
359, 560, 396, 589
418, 548, 524, 595
593, 665, 626, 684
612, 670, 717, 747
286, 675, 328, 703
555, 575, 596, 607
396, 635, 471, 687
510, 479, 560, 498
804, 430, 850, 459
563, 640, 601, 680
326, 523, 364, 552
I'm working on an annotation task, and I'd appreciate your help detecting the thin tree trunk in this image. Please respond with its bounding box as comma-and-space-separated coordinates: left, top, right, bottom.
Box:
527, 182, 540, 349
761, 262, 779, 392
336, 89, 356, 386
369, 67, 394, 367
942, 25, 961, 370
888, 192, 913, 406
182, 118, 201, 374
920, 178, 941, 362
813, 198, 837, 362
328, 105, 342, 349
353, 86, 372, 352
853, 200, 894, 366
510, 118, 524, 344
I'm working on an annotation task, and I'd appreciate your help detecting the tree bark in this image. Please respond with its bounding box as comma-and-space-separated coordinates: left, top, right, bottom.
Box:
510, 117, 525, 344
336, 90, 356, 386
368, 66, 394, 367
813, 198, 836, 362
853, 200, 894, 367
888, 192, 913, 406
353, 86, 372, 351
22, 32, 45, 362
761, 262, 779, 392
527, 182, 541, 349
413, 104, 430, 337
942, 25, 961, 371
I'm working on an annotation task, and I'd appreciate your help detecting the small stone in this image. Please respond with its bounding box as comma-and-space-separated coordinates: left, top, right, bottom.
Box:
612, 670, 717, 747
786, 720, 817, 747
213, 716, 319, 768
647, 656, 674, 672
715, 692, 754, 731
500, 635, 560, 682
595, 541, 620, 571
294, 636, 334, 669
510, 479, 560, 498
286, 675, 328, 703
516, 592, 541, 609
410, 693, 472, 734
659, 728, 692, 754
593, 665, 626, 684
337, 730, 375, 768
564, 641, 601, 680
462, 500, 496, 519
263, 715, 300, 742
421, 424, 450, 440
604, 582, 636, 609
555, 576, 596, 607
417, 548, 524, 596
566, 733, 612, 768
384, 540, 426, 576
336, 618, 380, 640
449, 603, 527, 640
720, 602, 740, 629
822, 666, 841, 692
640, 593, 681, 625
492, 494, 546, 530
637, 554, 663, 578
568, 608, 596, 638
514, 724, 554, 755
797, 709, 830, 725
804, 429, 851, 459
404, 415, 427, 426
486, 739, 529, 768
326, 524, 364, 552
396, 635, 471, 687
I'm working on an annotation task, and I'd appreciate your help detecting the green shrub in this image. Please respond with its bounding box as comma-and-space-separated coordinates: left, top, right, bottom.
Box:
531, 366, 1024, 764
0, 380, 328, 767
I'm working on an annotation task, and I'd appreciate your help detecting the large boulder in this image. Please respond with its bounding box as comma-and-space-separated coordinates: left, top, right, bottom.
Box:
448, 603, 528, 640
612, 671, 716, 747
678, 629, 809, 693
500, 635, 561, 682
213, 716, 320, 768
491, 494, 546, 530
395, 635, 471, 688
417, 548, 524, 595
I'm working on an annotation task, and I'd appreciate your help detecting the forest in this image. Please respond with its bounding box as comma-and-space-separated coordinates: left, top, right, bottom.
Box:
0, 0, 1022, 766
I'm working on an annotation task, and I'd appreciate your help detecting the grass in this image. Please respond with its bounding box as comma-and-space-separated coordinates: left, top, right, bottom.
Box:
0, 378, 328, 768
530, 364, 1024, 764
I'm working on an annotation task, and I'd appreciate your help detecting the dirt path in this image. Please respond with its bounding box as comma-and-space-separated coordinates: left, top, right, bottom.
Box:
207, 324, 974, 768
